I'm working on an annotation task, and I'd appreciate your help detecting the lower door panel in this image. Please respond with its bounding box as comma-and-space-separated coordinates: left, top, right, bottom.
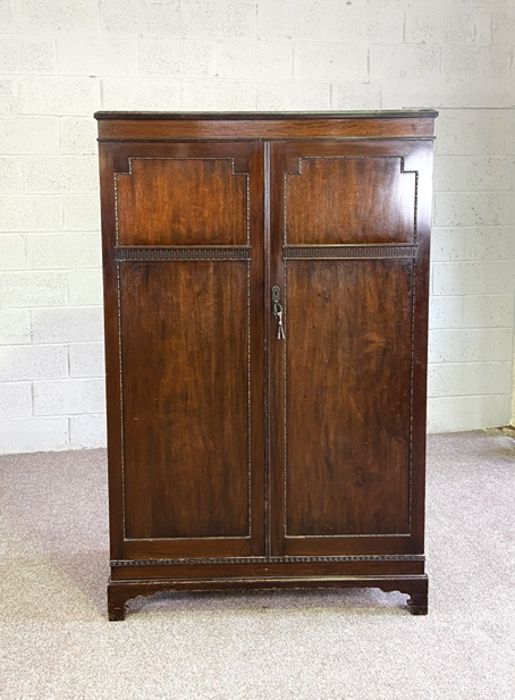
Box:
276, 259, 415, 555
120, 261, 253, 546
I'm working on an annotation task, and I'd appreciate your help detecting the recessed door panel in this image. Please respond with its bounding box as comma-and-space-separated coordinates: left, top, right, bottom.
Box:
120, 260, 250, 539
116, 155, 249, 246
284, 151, 416, 245
285, 259, 412, 536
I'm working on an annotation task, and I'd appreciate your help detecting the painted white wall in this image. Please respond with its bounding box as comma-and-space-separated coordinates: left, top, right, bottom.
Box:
512, 342, 515, 426
0, 0, 514, 453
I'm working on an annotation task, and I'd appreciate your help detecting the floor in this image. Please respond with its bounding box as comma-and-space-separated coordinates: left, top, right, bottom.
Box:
0, 431, 514, 699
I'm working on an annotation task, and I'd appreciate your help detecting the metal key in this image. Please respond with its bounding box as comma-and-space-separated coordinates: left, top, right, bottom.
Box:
276, 309, 286, 340
272, 285, 286, 340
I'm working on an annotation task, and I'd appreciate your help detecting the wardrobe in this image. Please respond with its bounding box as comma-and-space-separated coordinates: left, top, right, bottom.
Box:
95, 110, 437, 620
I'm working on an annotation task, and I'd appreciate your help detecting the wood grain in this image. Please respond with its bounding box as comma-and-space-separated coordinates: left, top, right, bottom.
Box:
120, 260, 250, 539
285, 156, 416, 244
269, 138, 433, 558
116, 157, 248, 246
100, 139, 264, 560
284, 260, 413, 537
97, 116, 437, 141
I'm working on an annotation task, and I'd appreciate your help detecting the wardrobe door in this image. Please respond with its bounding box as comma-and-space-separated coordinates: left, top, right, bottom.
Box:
100, 141, 264, 559
269, 140, 433, 557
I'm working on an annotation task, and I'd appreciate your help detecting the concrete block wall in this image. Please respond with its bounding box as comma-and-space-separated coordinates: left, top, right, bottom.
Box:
0, 0, 514, 453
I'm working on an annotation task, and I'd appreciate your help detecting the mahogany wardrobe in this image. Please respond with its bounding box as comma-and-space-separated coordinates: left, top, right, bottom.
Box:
95, 111, 437, 620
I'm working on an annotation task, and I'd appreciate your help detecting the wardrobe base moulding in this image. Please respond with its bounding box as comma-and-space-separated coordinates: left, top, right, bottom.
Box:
108, 574, 429, 621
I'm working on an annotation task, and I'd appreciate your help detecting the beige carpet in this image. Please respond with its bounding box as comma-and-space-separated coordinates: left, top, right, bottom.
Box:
0, 431, 514, 699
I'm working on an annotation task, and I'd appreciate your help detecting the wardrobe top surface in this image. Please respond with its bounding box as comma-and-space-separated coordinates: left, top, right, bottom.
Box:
94, 110, 439, 121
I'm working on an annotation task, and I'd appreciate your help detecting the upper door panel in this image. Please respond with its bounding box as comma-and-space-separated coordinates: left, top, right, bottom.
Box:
282, 141, 419, 245
112, 142, 250, 246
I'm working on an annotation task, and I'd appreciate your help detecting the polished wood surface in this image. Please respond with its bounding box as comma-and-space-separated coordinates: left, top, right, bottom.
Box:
99, 138, 265, 560
107, 575, 429, 621
96, 111, 437, 142
121, 260, 250, 539
284, 260, 412, 538
269, 138, 433, 559
96, 110, 436, 619
285, 155, 416, 244
116, 157, 248, 246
